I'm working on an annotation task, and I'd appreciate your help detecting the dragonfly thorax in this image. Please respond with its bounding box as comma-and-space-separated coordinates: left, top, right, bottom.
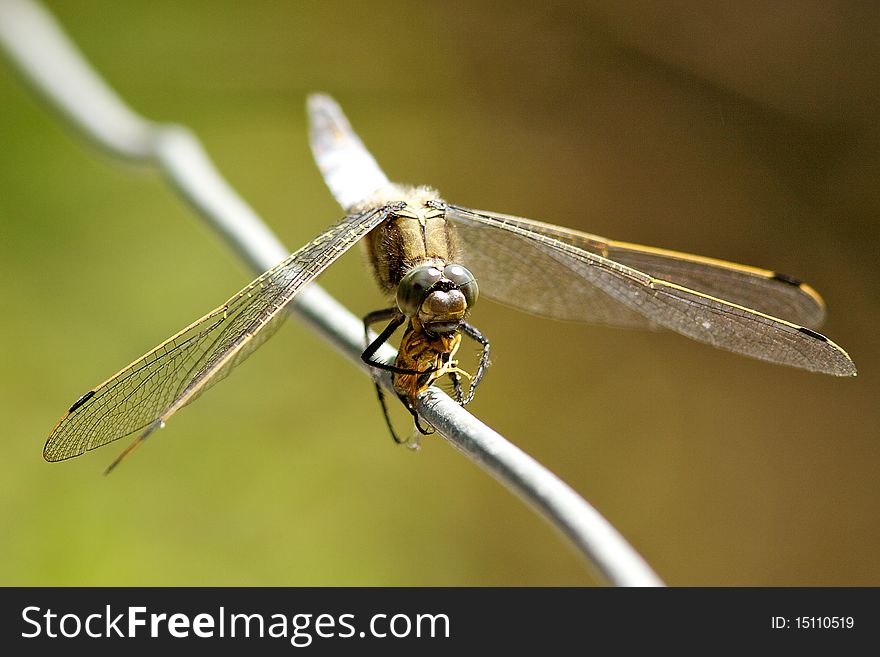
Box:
359, 185, 458, 294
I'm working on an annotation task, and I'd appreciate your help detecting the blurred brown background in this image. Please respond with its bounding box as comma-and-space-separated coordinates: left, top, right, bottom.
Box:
0, 0, 877, 585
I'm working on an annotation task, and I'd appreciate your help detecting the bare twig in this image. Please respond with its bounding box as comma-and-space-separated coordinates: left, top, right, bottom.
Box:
0, 0, 664, 586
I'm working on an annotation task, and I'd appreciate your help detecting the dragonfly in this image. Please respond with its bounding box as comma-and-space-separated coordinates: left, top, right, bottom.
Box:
43, 93, 857, 472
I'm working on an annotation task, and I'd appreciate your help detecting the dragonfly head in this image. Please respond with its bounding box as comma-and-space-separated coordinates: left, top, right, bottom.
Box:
397, 262, 479, 334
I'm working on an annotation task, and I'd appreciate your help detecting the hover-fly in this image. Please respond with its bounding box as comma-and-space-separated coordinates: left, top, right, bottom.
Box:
43, 94, 856, 471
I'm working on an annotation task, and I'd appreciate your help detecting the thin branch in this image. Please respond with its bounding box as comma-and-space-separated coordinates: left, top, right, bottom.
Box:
0, 0, 664, 586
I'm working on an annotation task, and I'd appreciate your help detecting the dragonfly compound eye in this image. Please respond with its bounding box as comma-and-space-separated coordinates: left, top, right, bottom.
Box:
443, 263, 479, 309
397, 265, 443, 317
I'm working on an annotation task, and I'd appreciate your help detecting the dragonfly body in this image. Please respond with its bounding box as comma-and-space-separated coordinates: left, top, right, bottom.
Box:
356, 185, 488, 438
43, 94, 856, 470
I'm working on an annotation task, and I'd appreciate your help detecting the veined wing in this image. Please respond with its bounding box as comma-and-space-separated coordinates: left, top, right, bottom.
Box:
44, 206, 391, 464
450, 207, 826, 329
444, 204, 856, 376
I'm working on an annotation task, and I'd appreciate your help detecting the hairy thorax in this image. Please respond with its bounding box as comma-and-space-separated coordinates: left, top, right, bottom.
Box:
355, 184, 458, 295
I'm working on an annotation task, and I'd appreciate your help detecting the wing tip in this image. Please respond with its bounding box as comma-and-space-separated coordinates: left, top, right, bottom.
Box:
306, 92, 343, 121
42, 444, 59, 463
791, 279, 827, 323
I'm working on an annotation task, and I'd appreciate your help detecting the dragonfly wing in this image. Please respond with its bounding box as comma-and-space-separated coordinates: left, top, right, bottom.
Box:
451, 207, 826, 328
601, 242, 825, 329
445, 205, 855, 376
446, 206, 654, 327
307, 93, 391, 211
44, 206, 390, 462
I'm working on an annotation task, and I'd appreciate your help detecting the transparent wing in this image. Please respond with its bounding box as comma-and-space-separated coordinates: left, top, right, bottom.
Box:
600, 240, 826, 329
450, 207, 826, 328
44, 206, 389, 462
445, 205, 856, 376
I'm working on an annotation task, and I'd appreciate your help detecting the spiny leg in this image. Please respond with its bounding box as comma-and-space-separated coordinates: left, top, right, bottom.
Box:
363, 310, 442, 444
375, 385, 407, 444
450, 370, 464, 404
409, 399, 435, 436
373, 369, 434, 445
459, 321, 490, 405
363, 310, 408, 443
362, 308, 401, 366
362, 311, 441, 376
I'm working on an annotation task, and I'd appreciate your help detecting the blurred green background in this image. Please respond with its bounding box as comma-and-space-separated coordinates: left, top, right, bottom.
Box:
1, 0, 878, 586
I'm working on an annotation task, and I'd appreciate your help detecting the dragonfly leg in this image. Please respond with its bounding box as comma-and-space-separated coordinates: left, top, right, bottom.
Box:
361, 312, 440, 375
450, 370, 464, 404
404, 394, 434, 435
459, 322, 490, 405
362, 308, 400, 359
373, 384, 407, 444
362, 310, 440, 444
363, 311, 406, 444
373, 385, 433, 445
414, 415, 434, 435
